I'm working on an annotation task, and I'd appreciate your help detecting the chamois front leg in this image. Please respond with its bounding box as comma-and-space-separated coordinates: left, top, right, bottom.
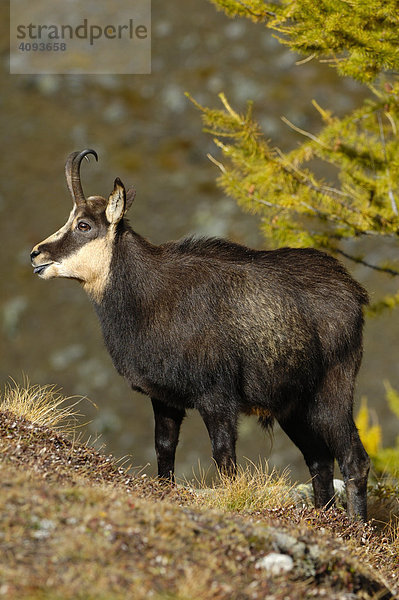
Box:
151, 398, 185, 482
199, 404, 238, 476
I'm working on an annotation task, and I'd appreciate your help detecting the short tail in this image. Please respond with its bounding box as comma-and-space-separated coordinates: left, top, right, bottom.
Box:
258, 414, 274, 432
258, 414, 275, 450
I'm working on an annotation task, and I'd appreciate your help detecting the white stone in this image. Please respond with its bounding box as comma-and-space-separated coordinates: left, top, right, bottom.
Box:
256, 552, 294, 575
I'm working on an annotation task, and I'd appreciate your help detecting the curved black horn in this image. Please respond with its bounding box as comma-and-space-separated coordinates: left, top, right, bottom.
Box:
65, 149, 98, 206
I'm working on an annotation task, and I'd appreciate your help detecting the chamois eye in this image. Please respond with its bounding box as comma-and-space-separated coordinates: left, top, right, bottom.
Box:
77, 222, 91, 232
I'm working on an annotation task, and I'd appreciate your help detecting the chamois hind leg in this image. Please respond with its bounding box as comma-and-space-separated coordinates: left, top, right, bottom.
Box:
330, 419, 370, 521
151, 398, 185, 482
277, 411, 336, 510
314, 366, 370, 521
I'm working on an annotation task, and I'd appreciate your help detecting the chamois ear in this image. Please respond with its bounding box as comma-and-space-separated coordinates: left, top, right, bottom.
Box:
125, 186, 136, 212
106, 178, 126, 224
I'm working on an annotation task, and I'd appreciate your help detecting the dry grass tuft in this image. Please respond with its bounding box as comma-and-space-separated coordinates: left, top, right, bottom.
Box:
0, 378, 90, 433
387, 516, 399, 556
188, 459, 295, 513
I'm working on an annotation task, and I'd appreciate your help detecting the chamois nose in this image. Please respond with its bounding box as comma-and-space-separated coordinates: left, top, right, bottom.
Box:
30, 249, 41, 262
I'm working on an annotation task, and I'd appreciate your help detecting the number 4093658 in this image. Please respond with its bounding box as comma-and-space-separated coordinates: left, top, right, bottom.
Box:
18, 42, 67, 51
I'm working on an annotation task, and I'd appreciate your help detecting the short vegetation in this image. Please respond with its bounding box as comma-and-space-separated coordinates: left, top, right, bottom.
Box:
0, 383, 398, 599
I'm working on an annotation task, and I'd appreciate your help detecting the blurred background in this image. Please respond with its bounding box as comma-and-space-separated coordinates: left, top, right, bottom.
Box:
1, 1, 398, 482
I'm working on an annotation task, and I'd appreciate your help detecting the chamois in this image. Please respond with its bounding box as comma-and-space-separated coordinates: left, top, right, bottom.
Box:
31, 149, 370, 520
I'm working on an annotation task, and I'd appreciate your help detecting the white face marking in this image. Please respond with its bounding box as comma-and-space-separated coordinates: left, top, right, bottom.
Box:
40, 232, 114, 303
32, 204, 116, 303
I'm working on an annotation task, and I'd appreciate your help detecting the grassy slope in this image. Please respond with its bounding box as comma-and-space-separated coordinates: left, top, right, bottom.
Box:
0, 409, 398, 600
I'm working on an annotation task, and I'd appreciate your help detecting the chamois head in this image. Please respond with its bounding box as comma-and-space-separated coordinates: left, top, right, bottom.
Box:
30, 149, 136, 302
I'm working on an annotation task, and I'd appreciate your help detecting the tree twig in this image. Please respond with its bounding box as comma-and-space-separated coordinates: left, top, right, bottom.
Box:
232, 0, 276, 19
281, 116, 329, 148
378, 111, 398, 216
333, 248, 399, 276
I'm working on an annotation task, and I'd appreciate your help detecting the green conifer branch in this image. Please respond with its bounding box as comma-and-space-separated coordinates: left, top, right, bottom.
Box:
191, 2, 399, 311
188, 91, 399, 246
209, 0, 399, 83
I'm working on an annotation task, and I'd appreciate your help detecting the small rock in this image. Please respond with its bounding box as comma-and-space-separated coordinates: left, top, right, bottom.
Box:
256, 552, 294, 575
273, 531, 306, 559
333, 478, 346, 496
308, 544, 322, 561
31, 517, 56, 539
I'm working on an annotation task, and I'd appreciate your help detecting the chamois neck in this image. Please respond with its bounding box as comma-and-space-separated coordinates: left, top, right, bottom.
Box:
99, 223, 163, 309
115, 222, 162, 270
